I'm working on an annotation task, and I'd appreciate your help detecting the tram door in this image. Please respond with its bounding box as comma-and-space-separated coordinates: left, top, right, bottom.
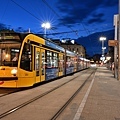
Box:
35, 47, 45, 83
40, 49, 45, 82
58, 53, 64, 76
35, 47, 40, 83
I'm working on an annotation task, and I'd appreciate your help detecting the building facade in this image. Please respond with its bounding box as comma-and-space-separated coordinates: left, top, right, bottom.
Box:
52, 39, 86, 57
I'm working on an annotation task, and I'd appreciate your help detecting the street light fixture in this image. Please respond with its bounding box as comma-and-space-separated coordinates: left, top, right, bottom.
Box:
99, 37, 106, 64
99, 36, 106, 57
41, 22, 51, 38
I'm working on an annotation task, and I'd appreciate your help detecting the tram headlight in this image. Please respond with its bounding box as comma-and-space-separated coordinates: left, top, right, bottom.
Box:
11, 68, 17, 75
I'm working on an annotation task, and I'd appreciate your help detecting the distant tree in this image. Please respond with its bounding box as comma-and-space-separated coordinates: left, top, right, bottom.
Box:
0, 23, 10, 31
86, 53, 90, 59
0, 29, 15, 33
92, 54, 101, 62
15, 27, 30, 33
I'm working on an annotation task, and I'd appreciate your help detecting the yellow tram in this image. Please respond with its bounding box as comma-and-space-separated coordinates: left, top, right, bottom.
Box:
0, 32, 90, 88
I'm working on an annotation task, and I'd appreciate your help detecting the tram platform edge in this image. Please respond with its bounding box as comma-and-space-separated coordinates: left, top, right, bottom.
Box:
75, 67, 120, 120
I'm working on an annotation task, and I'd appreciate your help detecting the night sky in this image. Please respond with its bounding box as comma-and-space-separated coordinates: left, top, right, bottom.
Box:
0, 0, 118, 56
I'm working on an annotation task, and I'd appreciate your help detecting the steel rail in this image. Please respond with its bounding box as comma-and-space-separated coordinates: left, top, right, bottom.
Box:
50, 69, 96, 120
0, 70, 91, 119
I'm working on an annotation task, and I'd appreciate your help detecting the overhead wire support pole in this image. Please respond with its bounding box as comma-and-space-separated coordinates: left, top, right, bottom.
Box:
102, 40, 104, 55
118, 0, 120, 80
114, 15, 118, 79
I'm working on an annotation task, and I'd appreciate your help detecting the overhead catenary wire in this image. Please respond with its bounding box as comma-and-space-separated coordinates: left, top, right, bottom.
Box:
41, 0, 79, 38
10, 0, 41, 21
10, 0, 99, 39
10, 0, 79, 37
44, 30, 78, 35
0, 0, 9, 23
42, 0, 98, 56
69, 0, 102, 56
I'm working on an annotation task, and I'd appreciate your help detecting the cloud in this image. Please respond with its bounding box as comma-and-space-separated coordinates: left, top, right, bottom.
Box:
88, 13, 105, 24
56, 0, 118, 26
88, 18, 105, 24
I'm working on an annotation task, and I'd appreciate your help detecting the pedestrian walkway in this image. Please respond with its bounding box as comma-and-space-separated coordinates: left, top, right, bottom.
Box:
80, 67, 120, 120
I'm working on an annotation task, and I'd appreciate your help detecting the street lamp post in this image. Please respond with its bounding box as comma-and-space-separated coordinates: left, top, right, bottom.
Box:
100, 37, 106, 56
100, 37, 106, 63
41, 22, 51, 38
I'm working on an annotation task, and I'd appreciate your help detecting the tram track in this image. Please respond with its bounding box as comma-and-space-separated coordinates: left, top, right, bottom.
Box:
0, 68, 96, 119
50, 69, 96, 120
0, 88, 23, 98
0, 70, 88, 100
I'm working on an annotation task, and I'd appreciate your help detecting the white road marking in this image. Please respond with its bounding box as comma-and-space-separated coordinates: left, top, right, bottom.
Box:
73, 72, 96, 120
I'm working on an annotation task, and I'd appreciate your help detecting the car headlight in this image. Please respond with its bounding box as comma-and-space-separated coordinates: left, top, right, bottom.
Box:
11, 68, 17, 75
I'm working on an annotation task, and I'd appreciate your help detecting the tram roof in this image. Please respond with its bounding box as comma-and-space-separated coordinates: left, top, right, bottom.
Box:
0, 32, 81, 54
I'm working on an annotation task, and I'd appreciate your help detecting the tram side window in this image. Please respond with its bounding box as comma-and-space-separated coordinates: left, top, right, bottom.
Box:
59, 55, 64, 72
45, 50, 58, 68
66, 56, 70, 67
41, 52, 45, 75
20, 43, 32, 71
53, 53, 58, 68
35, 51, 40, 76
46, 51, 52, 68
66, 56, 74, 67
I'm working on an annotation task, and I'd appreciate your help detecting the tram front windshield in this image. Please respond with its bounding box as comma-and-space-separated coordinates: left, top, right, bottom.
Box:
0, 41, 21, 67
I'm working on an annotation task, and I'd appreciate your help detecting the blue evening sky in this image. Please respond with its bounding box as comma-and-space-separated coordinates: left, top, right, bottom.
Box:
0, 0, 118, 56
0, 0, 118, 38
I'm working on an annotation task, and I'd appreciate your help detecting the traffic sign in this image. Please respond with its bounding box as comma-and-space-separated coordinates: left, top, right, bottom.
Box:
108, 40, 118, 46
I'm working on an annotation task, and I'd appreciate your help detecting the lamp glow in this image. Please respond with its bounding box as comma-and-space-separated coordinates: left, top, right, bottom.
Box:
41, 22, 51, 37
99, 36, 106, 61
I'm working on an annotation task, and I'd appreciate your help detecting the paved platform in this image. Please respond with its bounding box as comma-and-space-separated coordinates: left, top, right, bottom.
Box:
77, 67, 120, 120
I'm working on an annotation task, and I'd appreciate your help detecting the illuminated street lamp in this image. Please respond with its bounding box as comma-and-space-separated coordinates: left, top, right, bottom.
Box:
99, 37, 106, 57
41, 22, 51, 37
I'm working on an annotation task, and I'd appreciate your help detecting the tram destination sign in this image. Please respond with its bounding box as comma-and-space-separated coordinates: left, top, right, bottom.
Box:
108, 40, 118, 46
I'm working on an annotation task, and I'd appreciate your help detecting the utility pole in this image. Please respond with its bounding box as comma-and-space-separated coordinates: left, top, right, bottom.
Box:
118, 0, 120, 80
114, 15, 118, 78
